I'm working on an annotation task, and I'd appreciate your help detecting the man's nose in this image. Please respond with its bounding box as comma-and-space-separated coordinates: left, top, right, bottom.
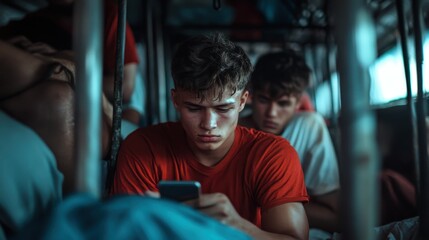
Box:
200, 109, 217, 130
266, 102, 278, 117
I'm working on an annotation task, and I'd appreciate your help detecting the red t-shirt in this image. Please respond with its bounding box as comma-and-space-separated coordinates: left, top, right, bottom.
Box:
103, 0, 139, 71
112, 122, 308, 226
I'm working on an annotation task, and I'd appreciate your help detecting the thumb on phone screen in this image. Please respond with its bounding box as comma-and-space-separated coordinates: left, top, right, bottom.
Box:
144, 190, 160, 198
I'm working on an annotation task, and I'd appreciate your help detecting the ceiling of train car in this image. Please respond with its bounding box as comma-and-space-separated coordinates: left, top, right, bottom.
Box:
368, 0, 429, 53
149, 0, 428, 52
160, 0, 329, 44
1, 0, 428, 52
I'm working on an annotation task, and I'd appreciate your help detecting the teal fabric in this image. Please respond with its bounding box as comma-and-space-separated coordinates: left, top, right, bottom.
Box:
13, 194, 252, 240
0, 110, 63, 239
121, 119, 138, 139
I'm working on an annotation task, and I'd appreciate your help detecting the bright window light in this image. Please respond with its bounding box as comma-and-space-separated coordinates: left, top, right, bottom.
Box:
370, 35, 429, 105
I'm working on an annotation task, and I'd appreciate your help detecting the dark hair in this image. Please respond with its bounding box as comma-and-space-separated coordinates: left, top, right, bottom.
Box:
248, 50, 311, 99
171, 33, 252, 101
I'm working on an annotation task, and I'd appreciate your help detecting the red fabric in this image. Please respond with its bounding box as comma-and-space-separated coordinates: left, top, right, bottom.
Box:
297, 92, 314, 112
112, 122, 308, 227
103, 0, 139, 71
380, 169, 417, 225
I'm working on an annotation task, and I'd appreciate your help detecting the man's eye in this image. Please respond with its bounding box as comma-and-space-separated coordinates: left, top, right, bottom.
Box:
278, 102, 291, 107
187, 107, 200, 112
217, 108, 231, 113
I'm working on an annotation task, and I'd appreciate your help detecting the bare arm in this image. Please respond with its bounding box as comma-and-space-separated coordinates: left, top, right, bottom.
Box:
259, 202, 309, 240
191, 193, 308, 240
304, 190, 340, 233
103, 63, 140, 124
103, 63, 137, 104
0, 40, 50, 99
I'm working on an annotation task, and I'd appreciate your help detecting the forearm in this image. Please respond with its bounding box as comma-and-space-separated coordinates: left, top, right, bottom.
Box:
237, 218, 306, 240
194, 194, 307, 240
304, 202, 339, 232
122, 108, 141, 125
103, 63, 137, 104
0, 40, 50, 99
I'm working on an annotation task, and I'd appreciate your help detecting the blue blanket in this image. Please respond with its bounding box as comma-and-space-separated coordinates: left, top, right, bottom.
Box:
13, 194, 251, 240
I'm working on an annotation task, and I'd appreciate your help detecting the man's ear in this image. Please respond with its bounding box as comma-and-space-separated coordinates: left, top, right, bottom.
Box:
239, 90, 249, 112
171, 89, 179, 108
246, 91, 253, 104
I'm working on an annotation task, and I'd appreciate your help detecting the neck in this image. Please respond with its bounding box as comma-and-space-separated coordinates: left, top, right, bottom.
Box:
188, 131, 235, 167
240, 115, 257, 129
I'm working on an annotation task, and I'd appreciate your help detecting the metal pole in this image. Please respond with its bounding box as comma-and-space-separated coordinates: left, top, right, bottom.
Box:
164, 33, 177, 121
73, 0, 103, 198
304, 45, 318, 111
324, 0, 337, 126
395, 0, 421, 207
106, 0, 127, 193
411, 0, 429, 237
325, 36, 337, 126
154, 0, 167, 123
333, 0, 379, 239
144, 0, 159, 125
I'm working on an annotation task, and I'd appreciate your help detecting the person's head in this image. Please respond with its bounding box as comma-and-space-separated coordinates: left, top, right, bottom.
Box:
171, 33, 252, 153
247, 50, 311, 135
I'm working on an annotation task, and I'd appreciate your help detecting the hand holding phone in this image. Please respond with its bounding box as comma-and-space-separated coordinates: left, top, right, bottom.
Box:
158, 181, 201, 202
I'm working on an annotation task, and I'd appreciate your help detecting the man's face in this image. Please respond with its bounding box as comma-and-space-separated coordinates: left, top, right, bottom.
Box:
172, 88, 248, 154
251, 90, 300, 135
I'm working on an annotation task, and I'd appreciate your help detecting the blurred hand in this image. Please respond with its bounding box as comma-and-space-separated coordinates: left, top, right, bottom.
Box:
187, 193, 243, 227
8, 36, 56, 55
144, 190, 160, 198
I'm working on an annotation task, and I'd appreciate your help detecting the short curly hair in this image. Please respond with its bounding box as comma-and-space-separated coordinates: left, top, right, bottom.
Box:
248, 50, 311, 99
171, 33, 252, 101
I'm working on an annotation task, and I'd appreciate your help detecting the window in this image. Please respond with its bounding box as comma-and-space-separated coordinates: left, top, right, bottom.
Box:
369, 35, 429, 105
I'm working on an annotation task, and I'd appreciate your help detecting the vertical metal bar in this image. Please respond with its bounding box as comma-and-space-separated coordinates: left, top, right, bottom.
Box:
164, 34, 177, 121
324, 0, 337, 126
326, 37, 337, 125
73, 0, 103, 198
304, 45, 318, 111
144, 0, 159, 125
106, 0, 127, 192
411, 0, 429, 237
333, 0, 379, 239
154, 0, 167, 123
395, 0, 421, 207
311, 45, 320, 112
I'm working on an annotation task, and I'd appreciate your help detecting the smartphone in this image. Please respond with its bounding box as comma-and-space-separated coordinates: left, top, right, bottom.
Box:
158, 181, 201, 202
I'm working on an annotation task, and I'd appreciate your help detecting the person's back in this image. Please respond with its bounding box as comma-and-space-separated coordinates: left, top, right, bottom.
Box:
280, 112, 339, 195
0, 110, 63, 239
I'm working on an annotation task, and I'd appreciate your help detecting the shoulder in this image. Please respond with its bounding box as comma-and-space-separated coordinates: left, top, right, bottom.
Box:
292, 112, 326, 126
237, 125, 296, 157
123, 122, 182, 148
117, 122, 183, 171
285, 112, 328, 133
236, 127, 302, 180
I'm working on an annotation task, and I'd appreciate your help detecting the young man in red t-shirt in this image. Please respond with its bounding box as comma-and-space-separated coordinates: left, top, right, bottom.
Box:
112, 34, 309, 239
